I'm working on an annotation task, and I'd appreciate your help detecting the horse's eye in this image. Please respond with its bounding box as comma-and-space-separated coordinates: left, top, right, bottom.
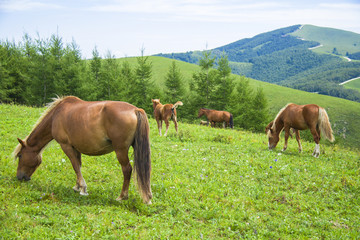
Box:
18, 154, 22, 159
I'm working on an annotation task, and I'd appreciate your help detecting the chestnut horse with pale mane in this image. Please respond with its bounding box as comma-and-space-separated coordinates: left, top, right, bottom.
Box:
13, 96, 152, 204
198, 108, 233, 129
265, 103, 334, 157
152, 99, 183, 136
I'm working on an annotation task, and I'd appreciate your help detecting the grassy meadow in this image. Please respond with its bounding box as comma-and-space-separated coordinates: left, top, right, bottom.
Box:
343, 78, 360, 93
1, 103, 359, 239
290, 24, 360, 55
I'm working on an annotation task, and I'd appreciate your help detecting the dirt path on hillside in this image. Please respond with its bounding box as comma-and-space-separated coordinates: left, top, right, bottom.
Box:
339, 76, 360, 85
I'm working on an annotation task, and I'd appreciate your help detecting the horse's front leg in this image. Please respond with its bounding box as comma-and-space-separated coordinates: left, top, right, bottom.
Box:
282, 127, 290, 152
60, 144, 88, 196
115, 148, 132, 201
295, 130, 302, 153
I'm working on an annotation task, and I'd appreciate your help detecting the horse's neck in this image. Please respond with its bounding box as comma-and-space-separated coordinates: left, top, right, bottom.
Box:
204, 110, 210, 117
274, 118, 284, 134
26, 112, 54, 152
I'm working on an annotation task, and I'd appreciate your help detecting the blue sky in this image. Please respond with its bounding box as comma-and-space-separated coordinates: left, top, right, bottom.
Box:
1, 0, 360, 58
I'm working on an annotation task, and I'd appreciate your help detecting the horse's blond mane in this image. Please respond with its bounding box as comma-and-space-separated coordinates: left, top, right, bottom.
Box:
272, 103, 292, 132
12, 96, 68, 160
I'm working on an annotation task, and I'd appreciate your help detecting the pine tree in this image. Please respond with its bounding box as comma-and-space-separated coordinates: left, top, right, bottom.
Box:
90, 46, 101, 83
191, 50, 217, 108
213, 54, 235, 110
133, 48, 154, 112
98, 51, 119, 100
249, 87, 268, 131
228, 76, 253, 129
164, 61, 185, 102
118, 60, 135, 102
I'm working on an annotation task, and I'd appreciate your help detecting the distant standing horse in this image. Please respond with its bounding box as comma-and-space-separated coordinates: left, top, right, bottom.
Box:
265, 103, 334, 157
198, 108, 233, 129
13, 96, 152, 204
152, 99, 183, 136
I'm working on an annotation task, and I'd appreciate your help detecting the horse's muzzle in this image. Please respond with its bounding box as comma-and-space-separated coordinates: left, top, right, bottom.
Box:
17, 173, 31, 181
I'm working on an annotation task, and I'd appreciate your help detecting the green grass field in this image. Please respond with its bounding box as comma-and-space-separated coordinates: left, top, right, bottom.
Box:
343, 78, 360, 93
1, 103, 359, 239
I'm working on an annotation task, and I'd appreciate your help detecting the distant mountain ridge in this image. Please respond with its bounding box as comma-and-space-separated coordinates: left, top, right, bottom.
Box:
156, 25, 360, 102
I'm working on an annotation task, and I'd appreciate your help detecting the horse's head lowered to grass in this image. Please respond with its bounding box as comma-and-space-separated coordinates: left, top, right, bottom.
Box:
13, 138, 42, 181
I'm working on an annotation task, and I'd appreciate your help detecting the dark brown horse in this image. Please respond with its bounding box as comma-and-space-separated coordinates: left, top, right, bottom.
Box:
152, 99, 183, 136
13, 96, 152, 204
265, 103, 334, 157
197, 108, 233, 129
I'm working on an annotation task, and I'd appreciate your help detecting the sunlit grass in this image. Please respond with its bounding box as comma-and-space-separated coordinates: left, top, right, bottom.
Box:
1, 104, 359, 239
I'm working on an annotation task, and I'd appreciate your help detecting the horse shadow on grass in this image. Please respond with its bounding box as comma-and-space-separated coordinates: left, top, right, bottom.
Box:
12, 178, 156, 215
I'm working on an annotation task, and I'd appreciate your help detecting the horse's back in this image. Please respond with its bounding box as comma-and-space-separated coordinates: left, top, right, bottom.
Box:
155, 104, 173, 120
52, 99, 139, 155
283, 103, 319, 129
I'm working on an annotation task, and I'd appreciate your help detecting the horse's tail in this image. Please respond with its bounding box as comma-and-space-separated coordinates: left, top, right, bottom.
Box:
133, 109, 152, 204
172, 101, 183, 110
318, 107, 335, 142
171, 101, 183, 119
229, 114, 234, 129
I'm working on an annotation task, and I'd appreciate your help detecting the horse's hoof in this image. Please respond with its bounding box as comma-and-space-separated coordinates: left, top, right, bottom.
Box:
116, 196, 129, 201
145, 200, 152, 205
80, 191, 89, 196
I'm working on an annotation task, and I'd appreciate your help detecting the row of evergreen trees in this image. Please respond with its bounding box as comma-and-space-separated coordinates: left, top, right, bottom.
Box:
0, 33, 268, 131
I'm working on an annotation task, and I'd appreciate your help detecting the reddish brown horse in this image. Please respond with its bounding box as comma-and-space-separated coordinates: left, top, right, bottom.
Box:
13, 96, 152, 204
197, 108, 233, 129
152, 99, 183, 136
265, 103, 334, 157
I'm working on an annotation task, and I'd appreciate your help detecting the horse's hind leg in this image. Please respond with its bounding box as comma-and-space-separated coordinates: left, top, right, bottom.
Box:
60, 144, 88, 195
115, 148, 132, 201
310, 127, 321, 157
172, 116, 178, 133
164, 119, 170, 136
156, 119, 162, 136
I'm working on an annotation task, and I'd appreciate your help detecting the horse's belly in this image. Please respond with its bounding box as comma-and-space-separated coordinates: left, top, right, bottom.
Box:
74, 141, 114, 156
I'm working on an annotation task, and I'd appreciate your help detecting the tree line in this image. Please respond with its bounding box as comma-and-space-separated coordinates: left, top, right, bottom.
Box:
0, 33, 269, 131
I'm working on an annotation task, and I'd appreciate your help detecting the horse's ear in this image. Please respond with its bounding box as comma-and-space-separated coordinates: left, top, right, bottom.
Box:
17, 138, 26, 147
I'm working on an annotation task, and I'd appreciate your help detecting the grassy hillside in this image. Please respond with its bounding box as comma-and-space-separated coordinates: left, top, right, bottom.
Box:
122, 56, 360, 149
1, 103, 359, 239
290, 25, 360, 55
343, 78, 360, 93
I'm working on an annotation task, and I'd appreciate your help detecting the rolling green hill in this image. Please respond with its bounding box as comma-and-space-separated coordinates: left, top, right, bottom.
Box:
156, 25, 360, 103
122, 56, 360, 149
290, 25, 360, 55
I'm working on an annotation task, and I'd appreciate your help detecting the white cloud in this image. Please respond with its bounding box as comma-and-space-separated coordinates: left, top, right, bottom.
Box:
0, 0, 63, 11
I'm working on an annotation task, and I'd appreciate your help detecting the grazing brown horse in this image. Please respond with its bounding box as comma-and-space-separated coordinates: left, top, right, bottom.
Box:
13, 96, 152, 204
152, 99, 183, 136
265, 103, 334, 157
197, 108, 233, 129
